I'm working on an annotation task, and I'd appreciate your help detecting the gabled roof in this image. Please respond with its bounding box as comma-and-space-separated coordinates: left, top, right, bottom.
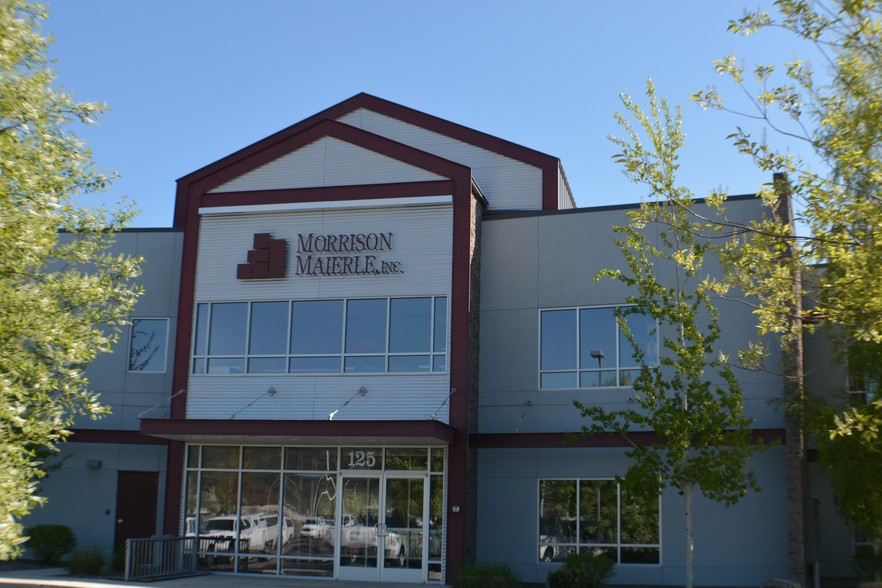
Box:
174, 93, 566, 225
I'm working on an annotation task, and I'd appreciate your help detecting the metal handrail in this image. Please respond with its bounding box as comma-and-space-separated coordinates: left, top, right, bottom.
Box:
124, 536, 200, 581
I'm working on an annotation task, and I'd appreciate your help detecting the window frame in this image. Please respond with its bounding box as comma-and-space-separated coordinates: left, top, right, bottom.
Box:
191, 296, 448, 376
538, 478, 661, 565
538, 305, 658, 390
127, 317, 170, 373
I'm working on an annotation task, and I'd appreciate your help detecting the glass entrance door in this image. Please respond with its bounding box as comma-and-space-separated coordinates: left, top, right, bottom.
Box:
337, 475, 425, 583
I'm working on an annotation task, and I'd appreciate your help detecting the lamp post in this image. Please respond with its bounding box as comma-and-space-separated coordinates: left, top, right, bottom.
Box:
590, 350, 605, 387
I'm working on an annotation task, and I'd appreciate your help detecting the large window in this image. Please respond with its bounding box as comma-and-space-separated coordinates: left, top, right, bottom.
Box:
128, 318, 169, 372
540, 306, 657, 389
184, 445, 446, 578
539, 479, 660, 564
192, 296, 447, 375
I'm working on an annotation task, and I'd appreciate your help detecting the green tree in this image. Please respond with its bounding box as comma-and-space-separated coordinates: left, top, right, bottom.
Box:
577, 82, 762, 588
691, 0, 882, 566
0, 0, 141, 558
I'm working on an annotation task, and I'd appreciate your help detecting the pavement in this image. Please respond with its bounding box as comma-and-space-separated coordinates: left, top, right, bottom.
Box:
0, 567, 444, 588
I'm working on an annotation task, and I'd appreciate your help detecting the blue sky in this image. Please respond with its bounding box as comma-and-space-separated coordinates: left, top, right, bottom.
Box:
45, 1, 810, 228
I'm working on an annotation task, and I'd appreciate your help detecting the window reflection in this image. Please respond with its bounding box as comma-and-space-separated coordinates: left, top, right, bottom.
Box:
193, 297, 448, 375
538, 479, 659, 564
540, 306, 658, 389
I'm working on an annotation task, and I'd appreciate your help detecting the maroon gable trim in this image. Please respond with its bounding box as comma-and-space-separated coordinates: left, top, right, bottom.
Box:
174, 93, 563, 225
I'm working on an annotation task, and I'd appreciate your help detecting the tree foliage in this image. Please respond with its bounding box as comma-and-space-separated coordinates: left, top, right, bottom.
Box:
691, 0, 882, 537
577, 82, 763, 588
0, 0, 141, 558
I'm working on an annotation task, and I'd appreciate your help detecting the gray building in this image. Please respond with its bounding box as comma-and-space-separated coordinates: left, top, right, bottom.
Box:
24, 94, 859, 586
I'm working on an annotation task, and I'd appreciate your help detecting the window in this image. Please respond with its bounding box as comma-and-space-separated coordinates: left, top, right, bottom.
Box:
540, 306, 657, 389
128, 318, 169, 372
539, 479, 660, 564
191, 296, 448, 375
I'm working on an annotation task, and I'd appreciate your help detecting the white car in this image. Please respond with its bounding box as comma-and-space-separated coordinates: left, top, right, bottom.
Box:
300, 516, 333, 541
201, 514, 270, 552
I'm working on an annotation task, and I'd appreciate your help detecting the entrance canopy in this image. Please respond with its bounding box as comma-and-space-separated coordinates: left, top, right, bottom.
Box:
140, 418, 456, 447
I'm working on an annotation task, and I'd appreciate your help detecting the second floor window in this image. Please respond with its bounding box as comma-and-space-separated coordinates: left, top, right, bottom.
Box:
540, 306, 657, 389
192, 296, 447, 376
128, 318, 169, 373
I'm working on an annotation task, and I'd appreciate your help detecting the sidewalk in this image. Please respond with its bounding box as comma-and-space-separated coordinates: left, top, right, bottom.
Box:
0, 567, 442, 588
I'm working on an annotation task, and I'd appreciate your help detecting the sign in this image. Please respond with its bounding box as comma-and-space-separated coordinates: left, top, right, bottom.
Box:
294, 231, 403, 277
236, 231, 404, 279
237, 233, 286, 279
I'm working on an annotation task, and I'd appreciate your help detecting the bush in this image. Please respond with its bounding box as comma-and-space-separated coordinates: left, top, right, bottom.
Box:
547, 552, 615, 588
66, 549, 105, 576
456, 562, 519, 588
23, 524, 76, 565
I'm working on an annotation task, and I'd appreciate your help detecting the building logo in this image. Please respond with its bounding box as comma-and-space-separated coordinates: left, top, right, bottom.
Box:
294, 231, 403, 276
237, 233, 287, 279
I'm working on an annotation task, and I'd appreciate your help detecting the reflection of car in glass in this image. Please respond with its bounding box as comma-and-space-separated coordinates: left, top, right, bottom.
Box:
339, 515, 406, 567
201, 514, 270, 552
282, 517, 294, 545
539, 516, 574, 562
300, 516, 333, 541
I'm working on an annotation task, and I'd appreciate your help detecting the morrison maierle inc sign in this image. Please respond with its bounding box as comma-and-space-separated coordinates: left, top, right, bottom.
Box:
295, 231, 403, 276
237, 231, 404, 279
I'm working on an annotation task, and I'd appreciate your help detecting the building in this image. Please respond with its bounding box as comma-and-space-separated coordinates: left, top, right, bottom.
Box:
25, 94, 861, 585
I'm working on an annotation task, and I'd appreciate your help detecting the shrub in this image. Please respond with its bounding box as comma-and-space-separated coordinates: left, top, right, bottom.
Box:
456, 562, 519, 588
547, 552, 615, 588
23, 524, 76, 565
67, 549, 105, 576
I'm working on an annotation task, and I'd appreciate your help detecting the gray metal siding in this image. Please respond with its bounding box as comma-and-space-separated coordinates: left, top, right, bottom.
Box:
188, 202, 453, 422
209, 136, 444, 193
557, 165, 575, 209
478, 201, 785, 433
187, 374, 450, 422
338, 109, 544, 211
195, 203, 453, 301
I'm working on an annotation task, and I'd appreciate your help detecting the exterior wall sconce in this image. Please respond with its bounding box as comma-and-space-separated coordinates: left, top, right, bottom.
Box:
86, 459, 103, 470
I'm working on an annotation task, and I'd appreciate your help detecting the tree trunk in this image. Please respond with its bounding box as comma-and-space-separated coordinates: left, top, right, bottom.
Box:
685, 483, 694, 588
775, 173, 807, 587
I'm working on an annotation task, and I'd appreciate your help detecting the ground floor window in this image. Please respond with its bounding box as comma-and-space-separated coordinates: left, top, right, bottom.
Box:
184, 445, 446, 582
539, 479, 660, 564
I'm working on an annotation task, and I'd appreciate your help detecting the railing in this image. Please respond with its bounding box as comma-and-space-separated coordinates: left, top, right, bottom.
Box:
124, 536, 200, 581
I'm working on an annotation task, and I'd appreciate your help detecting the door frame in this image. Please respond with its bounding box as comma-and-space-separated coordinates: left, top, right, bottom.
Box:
335, 471, 428, 583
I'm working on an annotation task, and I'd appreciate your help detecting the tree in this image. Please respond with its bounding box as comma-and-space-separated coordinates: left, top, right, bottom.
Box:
576, 82, 763, 588
0, 0, 141, 558
690, 0, 882, 564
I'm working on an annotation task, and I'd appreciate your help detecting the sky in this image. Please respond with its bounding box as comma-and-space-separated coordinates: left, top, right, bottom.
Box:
43, 0, 814, 228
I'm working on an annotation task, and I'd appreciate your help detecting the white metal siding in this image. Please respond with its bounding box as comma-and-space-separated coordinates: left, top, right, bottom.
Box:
558, 165, 575, 209
186, 374, 450, 423
194, 203, 453, 301
337, 109, 543, 211
209, 136, 444, 193
188, 202, 453, 422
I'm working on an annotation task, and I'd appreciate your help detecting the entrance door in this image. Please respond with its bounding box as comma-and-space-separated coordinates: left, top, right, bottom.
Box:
337, 475, 425, 583
114, 471, 159, 552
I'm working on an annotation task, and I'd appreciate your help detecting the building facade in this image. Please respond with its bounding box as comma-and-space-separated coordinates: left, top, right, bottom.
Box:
25, 94, 860, 585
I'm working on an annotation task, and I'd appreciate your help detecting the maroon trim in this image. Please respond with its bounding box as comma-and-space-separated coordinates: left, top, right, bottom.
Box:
470, 429, 786, 449
442, 181, 474, 582
174, 93, 563, 223
163, 441, 185, 535
176, 119, 471, 225
167, 101, 481, 579
141, 418, 457, 443
200, 180, 455, 210
68, 429, 168, 446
